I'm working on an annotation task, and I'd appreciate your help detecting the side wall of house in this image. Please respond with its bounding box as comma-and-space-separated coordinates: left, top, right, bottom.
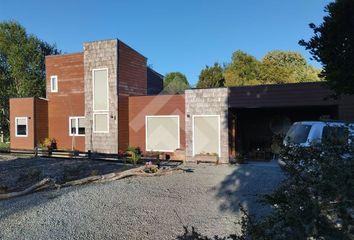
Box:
34, 98, 48, 146
84, 40, 119, 153
46, 53, 85, 151
129, 95, 185, 152
117, 41, 147, 151
185, 88, 229, 163
10, 98, 35, 149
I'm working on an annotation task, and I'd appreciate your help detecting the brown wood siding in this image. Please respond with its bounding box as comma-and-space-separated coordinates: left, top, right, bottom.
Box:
118, 95, 129, 151
46, 53, 85, 151
118, 41, 147, 96
34, 98, 48, 146
228, 82, 354, 121
118, 41, 148, 150
129, 95, 185, 152
10, 98, 35, 149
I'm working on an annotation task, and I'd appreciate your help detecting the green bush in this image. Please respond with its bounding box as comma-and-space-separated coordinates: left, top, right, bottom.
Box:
126, 146, 141, 165
0, 142, 10, 152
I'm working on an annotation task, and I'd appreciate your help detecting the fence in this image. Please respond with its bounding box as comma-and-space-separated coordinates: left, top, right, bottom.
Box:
0, 148, 184, 163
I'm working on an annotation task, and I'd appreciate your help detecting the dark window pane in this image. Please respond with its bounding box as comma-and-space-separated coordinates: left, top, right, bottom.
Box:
78, 127, 85, 135
322, 126, 348, 144
286, 124, 312, 144
17, 125, 27, 135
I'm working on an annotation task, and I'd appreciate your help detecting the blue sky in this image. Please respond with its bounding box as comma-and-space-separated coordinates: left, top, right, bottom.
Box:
0, 0, 332, 85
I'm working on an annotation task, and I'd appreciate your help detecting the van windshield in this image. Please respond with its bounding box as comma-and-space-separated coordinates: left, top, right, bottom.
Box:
286, 124, 312, 144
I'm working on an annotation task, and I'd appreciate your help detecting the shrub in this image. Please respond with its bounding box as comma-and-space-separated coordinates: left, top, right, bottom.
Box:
126, 146, 142, 165
0, 142, 10, 152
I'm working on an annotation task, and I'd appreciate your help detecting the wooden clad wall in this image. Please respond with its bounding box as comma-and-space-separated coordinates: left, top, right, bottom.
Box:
128, 95, 185, 152
10, 98, 35, 149
34, 98, 48, 146
228, 82, 354, 121
46, 53, 85, 151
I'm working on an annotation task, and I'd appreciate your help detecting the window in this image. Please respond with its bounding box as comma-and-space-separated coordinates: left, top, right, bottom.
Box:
145, 116, 180, 152
15, 117, 28, 137
50, 75, 58, 92
322, 126, 349, 145
93, 113, 109, 133
193, 115, 220, 156
69, 117, 85, 136
286, 124, 312, 144
93, 69, 108, 111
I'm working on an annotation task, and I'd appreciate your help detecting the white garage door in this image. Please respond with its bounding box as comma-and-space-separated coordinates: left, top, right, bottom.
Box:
146, 115, 180, 152
193, 115, 220, 156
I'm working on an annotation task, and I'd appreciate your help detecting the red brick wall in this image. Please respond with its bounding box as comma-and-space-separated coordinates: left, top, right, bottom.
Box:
46, 53, 85, 151
129, 95, 185, 152
10, 98, 35, 149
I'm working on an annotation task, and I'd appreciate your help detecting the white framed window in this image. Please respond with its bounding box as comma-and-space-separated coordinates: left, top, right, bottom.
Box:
93, 113, 109, 133
50, 75, 58, 92
92, 68, 108, 111
145, 115, 180, 152
192, 115, 220, 157
15, 117, 28, 137
69, 117, 85, 136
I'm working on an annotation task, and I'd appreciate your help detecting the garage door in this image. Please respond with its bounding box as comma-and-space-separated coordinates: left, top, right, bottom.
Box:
193, 115, 220, 156
146, 115, 180, 152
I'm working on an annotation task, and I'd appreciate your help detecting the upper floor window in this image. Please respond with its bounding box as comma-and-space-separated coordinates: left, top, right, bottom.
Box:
69, 117, 85, 136
50, 75, 58, 92
93, 69, 108, 111
15, 117, 28, 137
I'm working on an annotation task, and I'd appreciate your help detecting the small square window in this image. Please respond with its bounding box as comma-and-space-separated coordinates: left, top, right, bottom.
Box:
15, 117, 28, 137
69, 117, 85, 136
51, 75, 58, 92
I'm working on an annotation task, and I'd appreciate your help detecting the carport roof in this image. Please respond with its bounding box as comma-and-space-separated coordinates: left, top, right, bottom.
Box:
228, 82, 338, 108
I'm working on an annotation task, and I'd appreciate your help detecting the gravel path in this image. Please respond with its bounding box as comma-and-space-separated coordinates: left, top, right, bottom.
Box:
0, 161, 283, 240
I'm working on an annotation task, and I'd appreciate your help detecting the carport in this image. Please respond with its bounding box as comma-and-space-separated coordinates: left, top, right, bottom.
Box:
228, 82, 354, 160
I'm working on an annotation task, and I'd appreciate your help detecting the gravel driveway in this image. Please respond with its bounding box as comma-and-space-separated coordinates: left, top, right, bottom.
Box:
0, 161, 283, 240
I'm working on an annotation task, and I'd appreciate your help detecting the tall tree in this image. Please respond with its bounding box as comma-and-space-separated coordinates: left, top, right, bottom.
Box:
163, 72, 190, 94
299, 0, 354, 96
196, 63, 224, 88
260, 50, 321, 84
0, 21, 60, 139
224, 50, 261, 87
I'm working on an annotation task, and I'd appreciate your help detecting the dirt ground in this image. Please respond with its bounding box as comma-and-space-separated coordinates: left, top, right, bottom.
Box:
0, 154, 133, 192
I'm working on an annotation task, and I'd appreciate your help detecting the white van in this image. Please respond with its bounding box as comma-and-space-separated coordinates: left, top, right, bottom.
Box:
283, 121, 354, 147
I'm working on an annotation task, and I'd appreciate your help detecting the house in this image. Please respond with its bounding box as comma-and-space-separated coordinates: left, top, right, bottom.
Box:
9, 39, 354, 163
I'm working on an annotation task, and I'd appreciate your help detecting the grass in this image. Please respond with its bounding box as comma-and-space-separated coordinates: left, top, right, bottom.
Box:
0, 142, 10, 152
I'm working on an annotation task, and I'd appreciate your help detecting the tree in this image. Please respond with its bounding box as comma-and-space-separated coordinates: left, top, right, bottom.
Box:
224, 50, 261, 87
0, 21, 60, 139
260, 50, 321, 84
163, 72, 190, 94
196, 63, 224, 88
299, 0, 354, 96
